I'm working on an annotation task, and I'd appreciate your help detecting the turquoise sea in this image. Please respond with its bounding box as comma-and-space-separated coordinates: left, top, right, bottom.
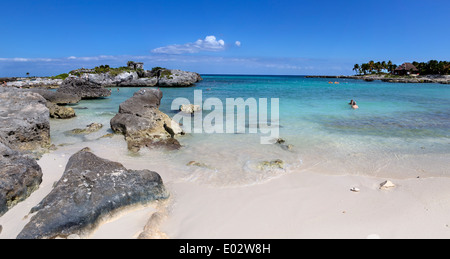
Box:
50, 75, 450, 186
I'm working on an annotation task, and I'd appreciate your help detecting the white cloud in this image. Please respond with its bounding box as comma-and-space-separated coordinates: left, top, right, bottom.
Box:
152, 35, 227, 54
0, 57, 56, 62
235, 41, 241, 47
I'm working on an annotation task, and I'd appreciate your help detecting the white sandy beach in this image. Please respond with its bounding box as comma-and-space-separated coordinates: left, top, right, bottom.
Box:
1, 143, 450, 239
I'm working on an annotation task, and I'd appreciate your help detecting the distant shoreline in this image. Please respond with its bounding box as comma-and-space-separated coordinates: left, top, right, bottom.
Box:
306, 74, 450, 84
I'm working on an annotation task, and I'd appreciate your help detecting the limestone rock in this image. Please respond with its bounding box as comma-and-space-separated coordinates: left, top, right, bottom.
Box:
380, 180, 396, 190
57, 77, 111, 99
0, 88, 50, 151
180, 104, 201, 114
110, 88, 184, 151
16, 148, 168, 239
257, 159, 285, 170
0, 142, 43, 217
29, 89, 81, 104
46, 102, 76, 119
157, 69, 203, 87
69, 123, 103, 134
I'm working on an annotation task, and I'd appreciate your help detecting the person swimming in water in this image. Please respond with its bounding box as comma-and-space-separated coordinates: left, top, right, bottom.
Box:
348, 99, 358, 109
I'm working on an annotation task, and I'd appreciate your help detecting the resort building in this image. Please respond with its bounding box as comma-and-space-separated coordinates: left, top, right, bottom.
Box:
394, 62, 419, 76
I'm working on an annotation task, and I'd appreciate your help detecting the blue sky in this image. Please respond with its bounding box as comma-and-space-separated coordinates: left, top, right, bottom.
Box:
0, 0, 449, 76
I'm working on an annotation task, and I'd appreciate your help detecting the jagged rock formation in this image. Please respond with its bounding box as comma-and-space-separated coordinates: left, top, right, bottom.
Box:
0, 88, 50, 151
57, 77, 112, 99
0, 142, 43, 217
16, 148, 168, 239
110, 88, 184, 151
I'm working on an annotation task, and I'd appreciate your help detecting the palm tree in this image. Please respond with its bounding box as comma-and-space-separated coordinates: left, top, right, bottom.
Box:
375, 62, 382, 73
353, 64, 360, 75
381, 61, 387, 72
361, 63, 369, 75
367, 60, 375, 74
26, 72, 30, 77
387, 60, 393, 73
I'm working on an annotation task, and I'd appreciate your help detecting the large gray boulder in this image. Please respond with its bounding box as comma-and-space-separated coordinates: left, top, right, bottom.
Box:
57, 77, 111, 99
0, 142, 43, 217
29, 89, 81, 104
0, 88, 50, 151
157, 69, 203, 87
110, 88, 183, 151
16, 148, 169, 239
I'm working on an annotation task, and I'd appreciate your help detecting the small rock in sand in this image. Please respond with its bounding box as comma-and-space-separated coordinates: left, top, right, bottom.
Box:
69, 123, 103, 134
257, 159, 285, 170
379, 180, 396, 190
350, 187, 360, 193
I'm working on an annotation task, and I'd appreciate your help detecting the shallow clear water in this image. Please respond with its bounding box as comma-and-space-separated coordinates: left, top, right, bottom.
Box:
50, 76, 450, 186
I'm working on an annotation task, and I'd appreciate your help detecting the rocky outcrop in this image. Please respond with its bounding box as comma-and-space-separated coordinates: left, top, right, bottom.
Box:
0, 142, 43, 217
29, 89, 81, 104
0, 88, 50, 151
157, 69, 203, 87
110, 88, 183, 151
25, 89, 79, 119
16, 148, 169, 239
20, 89, 79, 119
78, 69, 201, 87
57, 77, 111, 99
6, 78, 63, 89
67, 63, 202, 88
84, 72, 158, 87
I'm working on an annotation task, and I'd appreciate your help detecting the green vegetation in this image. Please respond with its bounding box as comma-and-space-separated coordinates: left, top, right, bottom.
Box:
69, 65, 137, 77
353, 60, 397, 75
50, 73, 69, 80
412, 61, 450, 75
353, 60, 450, 75
160, 69, 173, 79
66, 64, 171, 79
151, 67, 165, 73
109, 67, 136, 77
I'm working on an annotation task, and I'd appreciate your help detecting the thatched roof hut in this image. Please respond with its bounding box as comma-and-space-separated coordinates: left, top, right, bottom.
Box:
394, 63, 419, 75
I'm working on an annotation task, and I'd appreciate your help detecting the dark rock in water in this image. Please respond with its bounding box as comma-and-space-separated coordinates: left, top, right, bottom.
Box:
29, 89, 81, 104
57, 77, 111, 99
16, 148, 168, 239
110, 88, 183, 151
0, 88, 50, 151
0, 142, 43, 217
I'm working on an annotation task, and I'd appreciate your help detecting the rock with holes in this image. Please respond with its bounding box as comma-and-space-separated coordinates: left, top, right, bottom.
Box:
16, 148, 168, 239
0, 142, 43, 217
57, 77, 111, 99
110, 88, 183, 151
0, 88, 50, 151
69, 123, 103, 134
